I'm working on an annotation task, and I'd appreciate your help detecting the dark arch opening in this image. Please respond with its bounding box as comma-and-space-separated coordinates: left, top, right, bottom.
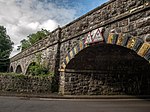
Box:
15, 65, 22, 74
65, 43, 150, 95
10, 66, 13, 72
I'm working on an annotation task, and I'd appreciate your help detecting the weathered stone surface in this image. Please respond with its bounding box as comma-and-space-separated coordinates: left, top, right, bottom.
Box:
63, 72, 150, 95
0, 75, 52, 94
10, 0, 150, 74
9, 0, 150, 95
59, 44, 150, 95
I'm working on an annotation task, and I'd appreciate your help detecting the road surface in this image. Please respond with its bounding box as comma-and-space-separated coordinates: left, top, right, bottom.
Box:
0, 96, 150, 112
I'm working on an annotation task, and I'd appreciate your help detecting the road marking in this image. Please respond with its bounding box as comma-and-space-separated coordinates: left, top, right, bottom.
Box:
35, 98, 150, 102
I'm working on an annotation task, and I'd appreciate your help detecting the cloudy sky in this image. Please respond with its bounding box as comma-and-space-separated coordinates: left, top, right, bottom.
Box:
0, 0, 108, 57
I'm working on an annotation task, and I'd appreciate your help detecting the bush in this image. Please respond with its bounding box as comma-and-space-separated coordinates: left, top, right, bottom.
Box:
28, 63, 53, 76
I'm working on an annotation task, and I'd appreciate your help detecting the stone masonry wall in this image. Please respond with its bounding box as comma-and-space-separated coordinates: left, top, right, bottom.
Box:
10, 28, 60, 74
0, 74, 52, 94
10, 0, 150, 74
11, 28, 59, 62
60, 0, 150, 64
62, 44, 150, 95
9, 0, 150, 95
64, 72, 150, 95
61, 0, 149, 41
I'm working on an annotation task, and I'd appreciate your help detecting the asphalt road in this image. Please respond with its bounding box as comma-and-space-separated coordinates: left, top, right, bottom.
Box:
0, 96, 150, 112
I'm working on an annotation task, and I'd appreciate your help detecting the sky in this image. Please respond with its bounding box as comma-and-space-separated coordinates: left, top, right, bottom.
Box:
0, 0, 108, 57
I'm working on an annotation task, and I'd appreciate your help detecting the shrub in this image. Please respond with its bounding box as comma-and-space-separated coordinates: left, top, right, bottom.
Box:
28, 63, 53, 76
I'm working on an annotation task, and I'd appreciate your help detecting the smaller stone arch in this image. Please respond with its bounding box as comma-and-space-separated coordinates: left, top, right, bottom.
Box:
25, 62, 37, 75
15, 65, 22, 73
10, 66, 13, 72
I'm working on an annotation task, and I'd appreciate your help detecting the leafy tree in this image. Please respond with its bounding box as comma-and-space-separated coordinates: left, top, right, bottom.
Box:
28, 29, 49, 45
18, 29, 49, 51
17, 39, 31, 51
0, 26, 13, 72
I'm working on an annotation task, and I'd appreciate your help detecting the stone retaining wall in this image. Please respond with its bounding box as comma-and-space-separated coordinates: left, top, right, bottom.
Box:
64, 72, 150, 95
0, 74, 52, 94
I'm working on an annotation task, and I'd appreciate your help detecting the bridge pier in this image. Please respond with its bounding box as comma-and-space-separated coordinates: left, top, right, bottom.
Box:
59, 71, 65, 95
52, 27, 62, 92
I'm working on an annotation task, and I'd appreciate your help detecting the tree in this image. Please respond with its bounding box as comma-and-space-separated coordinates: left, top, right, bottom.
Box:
28, 29, 49, 45
17, 39, 31, 51
0, 26, 13, 72
18, 29, 49, 51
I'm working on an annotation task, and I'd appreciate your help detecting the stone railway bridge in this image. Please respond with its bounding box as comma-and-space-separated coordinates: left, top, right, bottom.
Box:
10, 0, 150, 95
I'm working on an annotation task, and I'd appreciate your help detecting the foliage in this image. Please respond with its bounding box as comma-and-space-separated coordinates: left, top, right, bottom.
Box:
28, 64, 49, 76
0, 26, 13, 59
0, 26, 14, 72
28, 63, 54, 76
17, 29, 49, 51
17, 39, 31, 51
27, 53, 53, 76
28, 29, 49, 45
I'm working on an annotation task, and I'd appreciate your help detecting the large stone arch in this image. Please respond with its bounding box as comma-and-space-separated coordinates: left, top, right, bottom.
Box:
60, 27, 150, 70
65, 44, 149, 70
62, 43, 150, 95
59, 27, 150, 95
15, 65, 22, 74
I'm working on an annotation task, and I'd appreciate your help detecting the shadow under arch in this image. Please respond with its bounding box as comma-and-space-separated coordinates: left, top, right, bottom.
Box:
64, 43, 150, 95
66, 43, 150, 71
15, 65, 22, 74
10, 66, 13, 72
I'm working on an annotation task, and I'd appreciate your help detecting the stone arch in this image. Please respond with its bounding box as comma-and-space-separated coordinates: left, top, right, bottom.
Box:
25, 62, 37, 75
63, 43, 150, 95
66, 43, 149, 69
10, 66, 13, 72
60, 27, 150, 70
15, 65, 22, 73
